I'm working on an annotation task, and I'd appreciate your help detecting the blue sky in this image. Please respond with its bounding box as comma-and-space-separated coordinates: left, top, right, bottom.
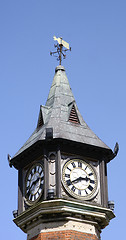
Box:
0, 1, 125, 239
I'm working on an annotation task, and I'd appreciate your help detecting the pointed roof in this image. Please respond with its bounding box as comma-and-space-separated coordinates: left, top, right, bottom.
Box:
12, 65, 112, 163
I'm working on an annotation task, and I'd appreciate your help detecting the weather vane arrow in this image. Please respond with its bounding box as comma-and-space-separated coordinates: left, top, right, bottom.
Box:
50, 36, 71, 65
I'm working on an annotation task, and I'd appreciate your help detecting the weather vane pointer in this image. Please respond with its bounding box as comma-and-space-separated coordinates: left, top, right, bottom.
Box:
50, 36, 71, 65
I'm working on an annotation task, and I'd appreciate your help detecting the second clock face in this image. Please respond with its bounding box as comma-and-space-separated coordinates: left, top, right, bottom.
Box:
62, 159, 98, 200
25, 163, 44, 205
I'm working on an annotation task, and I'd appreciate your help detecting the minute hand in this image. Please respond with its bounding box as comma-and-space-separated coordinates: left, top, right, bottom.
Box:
72, 176, 90, 184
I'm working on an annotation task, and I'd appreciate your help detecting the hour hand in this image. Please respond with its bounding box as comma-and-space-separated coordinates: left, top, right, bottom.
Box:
72, 177, 82, 183
30, 177, 40, 190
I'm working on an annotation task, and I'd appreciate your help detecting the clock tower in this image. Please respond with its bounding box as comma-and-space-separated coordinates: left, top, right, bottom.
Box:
9, 39, 118, 240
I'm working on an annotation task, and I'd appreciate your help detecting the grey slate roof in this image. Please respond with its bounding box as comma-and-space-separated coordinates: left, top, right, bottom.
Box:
13, 65, 110, 159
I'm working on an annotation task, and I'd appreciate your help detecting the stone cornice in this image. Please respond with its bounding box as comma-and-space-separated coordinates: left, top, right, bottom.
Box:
13, 199, 115, 233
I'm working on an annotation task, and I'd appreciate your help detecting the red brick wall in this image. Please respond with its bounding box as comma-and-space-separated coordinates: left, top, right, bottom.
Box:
29, 230, 99, 240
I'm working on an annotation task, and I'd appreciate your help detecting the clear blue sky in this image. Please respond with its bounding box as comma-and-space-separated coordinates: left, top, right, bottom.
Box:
0, 1, 125, 239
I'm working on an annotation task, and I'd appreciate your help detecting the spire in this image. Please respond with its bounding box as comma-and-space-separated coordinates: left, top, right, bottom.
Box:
11, 65, 112, 165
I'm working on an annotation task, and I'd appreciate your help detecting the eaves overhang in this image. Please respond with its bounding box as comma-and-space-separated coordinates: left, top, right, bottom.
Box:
10, 138, 115, 170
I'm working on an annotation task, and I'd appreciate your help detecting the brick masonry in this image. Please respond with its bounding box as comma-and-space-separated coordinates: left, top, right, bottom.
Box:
29, 230, 99, 240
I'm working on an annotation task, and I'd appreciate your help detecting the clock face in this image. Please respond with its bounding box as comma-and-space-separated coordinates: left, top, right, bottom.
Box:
25, 163, 44, 205
62, 159, 98, 200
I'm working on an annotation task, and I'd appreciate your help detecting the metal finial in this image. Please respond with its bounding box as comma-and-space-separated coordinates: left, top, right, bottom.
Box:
50, 36, 71, 65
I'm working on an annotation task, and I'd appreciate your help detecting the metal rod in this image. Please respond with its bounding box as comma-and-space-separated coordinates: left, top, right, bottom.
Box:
59, 44, 62, 65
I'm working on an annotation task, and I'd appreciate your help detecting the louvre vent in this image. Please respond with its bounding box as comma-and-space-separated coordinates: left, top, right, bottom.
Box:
37, 118, 43, 128
69, 105, 80, 124
37, 111, 44, 129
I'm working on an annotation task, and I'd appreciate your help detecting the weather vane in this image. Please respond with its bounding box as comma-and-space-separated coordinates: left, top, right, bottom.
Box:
50, 36, 71, 65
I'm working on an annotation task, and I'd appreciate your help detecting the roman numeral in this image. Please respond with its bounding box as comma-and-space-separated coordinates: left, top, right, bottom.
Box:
41, 175, 44, 181
78, 189, 81, 195
78, 162, 82, 168
71, 186, 75, 192
65, 174, 70, 178
67, 167, 71, 171
85, 190, 88, 195
85, 165, 88, 170
89, 172, 93, 176
88, 185, 93, 191
39, 170, 43, 176
71, 162, 76, 168
90, 179, 95, 184
66, 179, 72, 186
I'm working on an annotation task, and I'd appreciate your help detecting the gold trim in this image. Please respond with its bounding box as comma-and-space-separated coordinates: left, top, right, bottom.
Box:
62, 159, 98, 200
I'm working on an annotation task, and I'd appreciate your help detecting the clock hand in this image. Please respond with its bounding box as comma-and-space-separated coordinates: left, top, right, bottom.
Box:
72, 176, 90, 184
72, 177, 81, 183
30, 177, 40, 190
80, 176, 90, 182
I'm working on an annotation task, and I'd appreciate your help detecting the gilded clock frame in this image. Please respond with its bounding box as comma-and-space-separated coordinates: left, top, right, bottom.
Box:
62, 158, 98, 201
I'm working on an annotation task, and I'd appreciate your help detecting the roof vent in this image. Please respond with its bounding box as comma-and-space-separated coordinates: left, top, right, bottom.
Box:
69, 105, 80, 124
37, 117, 43, 128
37, 110, 44, 129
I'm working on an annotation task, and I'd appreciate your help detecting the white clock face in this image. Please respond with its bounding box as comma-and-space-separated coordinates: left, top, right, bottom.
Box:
62, 159, 98, 200
25, 163, 44, 205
